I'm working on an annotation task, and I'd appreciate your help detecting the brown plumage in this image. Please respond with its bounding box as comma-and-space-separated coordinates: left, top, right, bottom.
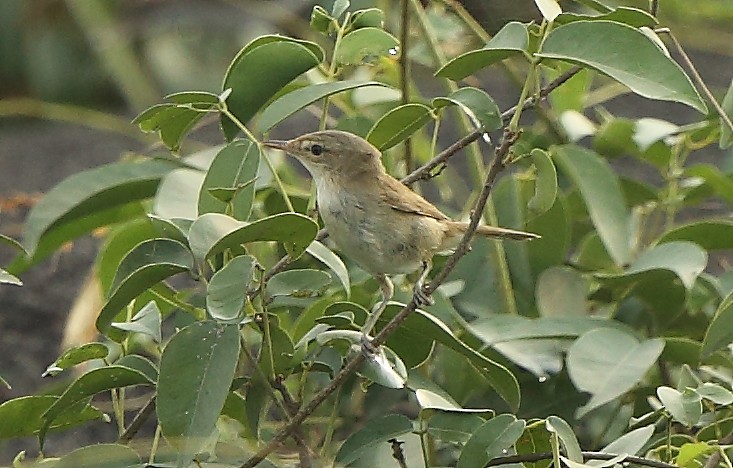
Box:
264, 130, 539, 341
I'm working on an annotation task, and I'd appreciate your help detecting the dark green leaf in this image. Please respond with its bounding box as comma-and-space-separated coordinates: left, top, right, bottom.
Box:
436, 22, 529, 80
96, 239, 194, 333
457, 414, 526, 468
43, 343, 109, 377
221, 38, 323, 140
685, 164, 733, 205
267, 269, 332, 298
207, 255, 255, 322
42, 365, 153, 439
310, 5, 334, 34
259, 320, 295, 377
660, 220, 733, 250
115, 354, 158, 383
527, 148, 558, 217
22, 160, 174, 256
552, 145, 631, 265
433, 87, 502, 131
367, 103, 433, 151
537, 21, 706, 112
334, 27, 398, 65
158, 321, 240, 467
427, 412, 486, 444
0, 396, 102, 439
257, 80, 391, 133
567, 328, 664, 417
188, 212, 318, 262
702, 291, 733, 358
56, 443, 141, 468
556, 7, 657, 28
334, 414, 413, 465
198, 139, 260, 220
350, 8, 384, 29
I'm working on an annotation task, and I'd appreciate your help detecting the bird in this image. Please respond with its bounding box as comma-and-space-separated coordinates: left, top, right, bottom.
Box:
263, 130, 539, 350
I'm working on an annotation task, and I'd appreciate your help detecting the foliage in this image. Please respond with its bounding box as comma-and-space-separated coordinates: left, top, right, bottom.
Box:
3, 0, 733, 467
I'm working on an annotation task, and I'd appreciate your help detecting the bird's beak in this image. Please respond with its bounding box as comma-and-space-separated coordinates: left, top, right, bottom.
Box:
263, 140, 289, 151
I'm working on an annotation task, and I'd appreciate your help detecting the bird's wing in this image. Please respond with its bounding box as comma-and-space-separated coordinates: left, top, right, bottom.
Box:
379, 175, 449, 221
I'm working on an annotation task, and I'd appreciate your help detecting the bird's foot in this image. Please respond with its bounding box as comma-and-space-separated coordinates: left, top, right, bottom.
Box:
360, 333, 380, 356
413, 284, 434, 306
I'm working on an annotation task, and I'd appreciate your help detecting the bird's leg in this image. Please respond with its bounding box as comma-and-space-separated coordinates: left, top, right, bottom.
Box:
361, 274, 393, 354
413, 260, 434, 306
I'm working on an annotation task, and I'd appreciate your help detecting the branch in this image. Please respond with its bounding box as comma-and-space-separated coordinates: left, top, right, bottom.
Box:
486, 451, 678, 468
240, 128, 521, 468
239, 68, 581, 466
118, 395, 155, 443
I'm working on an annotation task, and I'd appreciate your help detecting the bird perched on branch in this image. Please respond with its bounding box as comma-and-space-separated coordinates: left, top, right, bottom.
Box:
264, 130, 538, 350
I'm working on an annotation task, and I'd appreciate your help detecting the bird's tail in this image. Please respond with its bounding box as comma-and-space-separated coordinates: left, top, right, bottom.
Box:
450, 221, 540, 240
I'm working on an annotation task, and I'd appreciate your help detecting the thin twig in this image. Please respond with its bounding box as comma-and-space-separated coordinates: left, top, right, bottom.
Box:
400, 0, 414, 174
486, 451, 678, 468
703, 430, 733, 468
389, 438, 409, 468
663, 30, 733, 135
118, 395, 156, 443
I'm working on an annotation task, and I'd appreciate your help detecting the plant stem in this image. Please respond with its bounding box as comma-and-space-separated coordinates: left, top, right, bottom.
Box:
399, 0, 414, 174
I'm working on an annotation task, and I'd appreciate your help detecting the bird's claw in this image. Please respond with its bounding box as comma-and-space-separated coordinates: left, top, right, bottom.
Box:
360, 333, 380, 356
413, 285, 434, 306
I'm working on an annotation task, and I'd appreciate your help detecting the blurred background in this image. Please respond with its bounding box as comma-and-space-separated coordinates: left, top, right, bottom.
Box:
1, 0, 731, 462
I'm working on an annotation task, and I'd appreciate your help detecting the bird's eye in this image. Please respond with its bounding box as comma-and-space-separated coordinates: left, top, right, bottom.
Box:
310, 144, 324, 156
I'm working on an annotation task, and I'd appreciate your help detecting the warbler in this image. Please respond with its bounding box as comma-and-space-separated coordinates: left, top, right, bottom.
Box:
264, 130, 538, 345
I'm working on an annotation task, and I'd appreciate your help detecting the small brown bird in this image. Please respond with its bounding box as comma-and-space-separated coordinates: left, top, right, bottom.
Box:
264, 130, 538, 345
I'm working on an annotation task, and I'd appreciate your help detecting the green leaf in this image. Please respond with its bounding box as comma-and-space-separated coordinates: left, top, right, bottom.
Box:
221, 38, 323, 140
0, 268, 21, 285
111, 300, 162, 342
537, 21, 707, 113
433, 87, 502, 131
310, 5, 334, 34
267, 269, 332, 308
0, 396, 102, 439
158, 321, 240, 467
695, 383, 733, 405
552, 145, 631, 265
702, 291, 733, 358
358, 345, 408, 389
332, 0, 350, 18
596, 241, 707, 291
257, 80, 391, 133
0, 234, 25, 254
721, 78, 733, 148
660, 220, 733, 250
527, 148, 558, 217
306, 240, 350, 295
657, 386, 702, 427
133, 92, 219, 151
188, 212, 318, 262
22, 160, 174, 256
457, 414, 526, 468
334, 27, 399, 65
42, 365, 153, 440
534, 0, 562, 22
515, 421, 553, 468
116, 354, 159, 383
350, 8, 384, 29
427, 412, 486, 444
42, 343, 109, 377
367, 103, 433, 151
676, 442, 715, 468
567, 328, 664, 417
436, 22, 529, 80
334, 414, 413, 465
198, 139, 260, 220
378, 304, 520, 410
96, 218, 159, 295
207, 255, 255, 322
56, 443, 141, 468
546, 416, 583, 463
598, 424, 654, 457
259, 320, 295, 377
685, 164, 733, 205
556, 7, 657, 28
536, 267, 587, 317
96, 239, 194, 333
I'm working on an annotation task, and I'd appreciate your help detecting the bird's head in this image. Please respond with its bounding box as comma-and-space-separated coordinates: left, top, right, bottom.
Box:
263, 130, 384, 179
